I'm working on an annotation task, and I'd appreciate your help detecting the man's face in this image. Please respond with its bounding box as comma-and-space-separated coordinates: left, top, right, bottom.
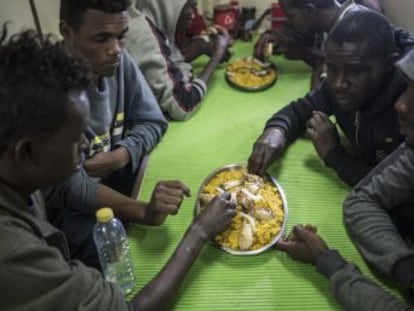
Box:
62, 9, 128, 78
280, 0, 313, 35
33, 91, 90, 187
325, 41, 389, 112
395, 83, 414, 148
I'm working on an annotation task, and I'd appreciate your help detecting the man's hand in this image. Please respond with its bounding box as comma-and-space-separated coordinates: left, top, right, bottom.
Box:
254, 31, 279, 61
146, 180, 191, 218
276, 224, 329, 265
306, 111, 340, 160
248, 127, 286, 176
210, 25, 232, 62
84, 147, 130, 178
192, 192, 236, 240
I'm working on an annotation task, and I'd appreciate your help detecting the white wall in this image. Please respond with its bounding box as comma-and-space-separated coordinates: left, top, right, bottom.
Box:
200, 0, 414, 34
381, 0, 414, 33
0, 0, 59, 36
0, 0, 413, 37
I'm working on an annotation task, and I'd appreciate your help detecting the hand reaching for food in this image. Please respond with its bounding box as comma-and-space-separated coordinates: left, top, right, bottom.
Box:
193, 192, 236, 240
248, 127, 286, 176
276, 224, 329, 265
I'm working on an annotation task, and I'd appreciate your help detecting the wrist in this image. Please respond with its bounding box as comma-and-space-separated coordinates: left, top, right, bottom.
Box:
263, 127, 286, 145
189, 222, 209, 243
264, 127, 285, 136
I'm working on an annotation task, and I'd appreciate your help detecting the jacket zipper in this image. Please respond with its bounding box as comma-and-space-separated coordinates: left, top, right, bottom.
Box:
354, 111, 361, 149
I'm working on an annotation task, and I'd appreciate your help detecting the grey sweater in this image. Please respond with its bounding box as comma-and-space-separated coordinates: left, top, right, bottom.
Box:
317, 250, 414, 310
86, 50, 168, 173
344, 143, 414, 292
0, 181, 129, 311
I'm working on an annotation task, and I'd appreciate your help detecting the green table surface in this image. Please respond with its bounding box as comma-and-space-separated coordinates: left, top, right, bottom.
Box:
127, 40, 397, 310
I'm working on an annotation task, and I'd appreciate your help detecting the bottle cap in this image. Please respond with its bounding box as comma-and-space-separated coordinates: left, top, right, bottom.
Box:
96, 207, 114, 223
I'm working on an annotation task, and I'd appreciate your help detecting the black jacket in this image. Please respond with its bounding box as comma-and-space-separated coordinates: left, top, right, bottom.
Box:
265, 71, 407, 187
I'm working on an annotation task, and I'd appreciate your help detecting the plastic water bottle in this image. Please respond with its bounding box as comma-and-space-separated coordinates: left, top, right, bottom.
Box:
93, 207, 136, 295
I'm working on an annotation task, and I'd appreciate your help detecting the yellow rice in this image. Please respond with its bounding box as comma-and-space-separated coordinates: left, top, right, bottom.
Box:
200, 167, 285, 251
226, 58, 277, 90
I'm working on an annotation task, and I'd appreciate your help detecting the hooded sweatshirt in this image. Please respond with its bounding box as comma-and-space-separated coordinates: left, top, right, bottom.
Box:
0, 181, 130, 311
127, 0, 207, 121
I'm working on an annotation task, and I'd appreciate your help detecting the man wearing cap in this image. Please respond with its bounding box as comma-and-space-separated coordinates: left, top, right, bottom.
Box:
343, 48, 414, 297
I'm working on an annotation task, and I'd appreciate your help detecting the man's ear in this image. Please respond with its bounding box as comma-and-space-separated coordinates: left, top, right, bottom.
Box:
59, 20, 72, 40
13, 138, 34, 165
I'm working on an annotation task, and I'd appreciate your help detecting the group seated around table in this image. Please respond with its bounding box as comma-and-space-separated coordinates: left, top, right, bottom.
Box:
0, 26, 236, 311
1, 0, 414, 310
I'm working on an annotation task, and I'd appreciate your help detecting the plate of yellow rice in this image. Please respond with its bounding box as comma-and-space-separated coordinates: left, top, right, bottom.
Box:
225, 57, 278, 92
195, 164, 288, 255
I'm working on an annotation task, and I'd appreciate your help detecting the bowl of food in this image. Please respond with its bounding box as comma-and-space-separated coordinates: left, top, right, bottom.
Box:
225, 57, 278, 92
195, 164, 288, 255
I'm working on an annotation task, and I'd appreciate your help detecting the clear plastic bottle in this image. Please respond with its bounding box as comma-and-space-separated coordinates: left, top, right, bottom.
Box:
93, 207, 136, 295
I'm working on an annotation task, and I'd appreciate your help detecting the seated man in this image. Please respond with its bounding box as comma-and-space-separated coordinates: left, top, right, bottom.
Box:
253, 0, 409, 89
127, 0, 232, 121
60, 0, 168, 196
0, 28, 236, 311
344, 48, 414, 296
254, 0, 383, 66
277, 225, 414, 310
248, 10, 412, 187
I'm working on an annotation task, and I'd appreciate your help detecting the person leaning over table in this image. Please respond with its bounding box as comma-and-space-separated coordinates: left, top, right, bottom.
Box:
276, 225, 414, 311
254, 0, 385, 69
0, 29, 236, 311
126, 0, 231, 121
248, 10, 414, 187
60, 0, 168, 196
343, 47, 414, 298
253, 0, 411, 90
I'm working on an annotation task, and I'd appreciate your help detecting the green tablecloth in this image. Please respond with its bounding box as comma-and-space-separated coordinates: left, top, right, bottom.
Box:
127, 40, 396, 310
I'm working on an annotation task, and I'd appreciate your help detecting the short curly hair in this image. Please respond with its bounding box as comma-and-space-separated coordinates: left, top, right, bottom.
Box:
327, 9, 396, 61
281, 0, 335, 9
0, 25, 92, 156
60, 0, 131, 31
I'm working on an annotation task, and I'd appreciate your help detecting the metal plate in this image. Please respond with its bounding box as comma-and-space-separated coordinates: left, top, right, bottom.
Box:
225, 57, 278, 92
195, 164, 288, 255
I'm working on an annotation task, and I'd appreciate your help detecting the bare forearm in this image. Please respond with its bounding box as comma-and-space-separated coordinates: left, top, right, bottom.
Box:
132, 225, 207, 310
111, 147, 131, 169
95, 184, 145, 223
197, 53, 222, 84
